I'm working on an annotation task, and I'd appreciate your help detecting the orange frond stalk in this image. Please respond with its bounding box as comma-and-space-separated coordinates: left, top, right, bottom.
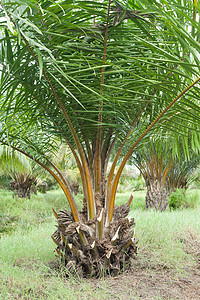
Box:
52, 208, 58, 219
58, 222, 66, 232
68, 243, 79, 257
60, 232, 66, 244
106, 77, 200, 225
75, 225, 88, 246
55, 248, 63, 257
127, 194, 133, 207
124, 238, 134, 251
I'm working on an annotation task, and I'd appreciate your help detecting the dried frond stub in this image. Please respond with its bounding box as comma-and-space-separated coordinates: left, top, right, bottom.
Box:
53, 203, 137, 278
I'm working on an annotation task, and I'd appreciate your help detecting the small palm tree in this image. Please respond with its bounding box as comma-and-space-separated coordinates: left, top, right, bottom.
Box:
10, 171, 37, 199
0, 145, 37, 197
1, 0, 200, 276
0, 145, 32, 175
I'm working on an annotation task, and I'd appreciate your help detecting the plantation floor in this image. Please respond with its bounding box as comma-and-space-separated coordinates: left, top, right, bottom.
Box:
91, 270, 200, 299
83, 261, 200, 299
49, 231, 200, 300
1, 189, 200, 299
3, 246, 199, 300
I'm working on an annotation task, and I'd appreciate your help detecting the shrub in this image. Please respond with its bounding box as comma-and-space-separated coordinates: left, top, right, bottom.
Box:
169, 189, 199, 209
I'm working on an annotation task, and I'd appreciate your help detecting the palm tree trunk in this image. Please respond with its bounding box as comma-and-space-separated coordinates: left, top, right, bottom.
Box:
145, 179, 170, 210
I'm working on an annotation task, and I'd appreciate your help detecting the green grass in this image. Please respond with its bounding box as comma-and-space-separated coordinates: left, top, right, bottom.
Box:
0, 189, 144, 235
115, 190, 146, 209
0, 259, 113, 299
0, 190, 83, 234
0, 188, 200, 299
0, 221, 55, 264
129, 208, 200, 272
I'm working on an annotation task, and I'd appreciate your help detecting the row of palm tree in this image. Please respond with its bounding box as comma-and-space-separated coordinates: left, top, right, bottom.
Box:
0, 0, 200, 276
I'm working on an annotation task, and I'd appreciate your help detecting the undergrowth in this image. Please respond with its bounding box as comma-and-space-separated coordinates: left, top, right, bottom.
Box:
169, 188, 199, 209
0, 188, 199, 299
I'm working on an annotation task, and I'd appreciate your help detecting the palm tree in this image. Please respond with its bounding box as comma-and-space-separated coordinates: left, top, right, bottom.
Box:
0, 145, 37, 197
0, 145, 32, 175
134, 146, 200, 210
1, 0, 200, 276
10, 172, 37, 198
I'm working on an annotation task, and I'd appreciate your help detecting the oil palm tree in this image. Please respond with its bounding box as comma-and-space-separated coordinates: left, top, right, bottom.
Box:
0, 145, 32, 175
1, 0, 200, 276
134, 145, 200, 210
0, 145, 37, 197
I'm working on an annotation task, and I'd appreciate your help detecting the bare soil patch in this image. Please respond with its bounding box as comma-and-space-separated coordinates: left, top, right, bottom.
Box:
77, 236, 200, 300
89, 261, 200, 299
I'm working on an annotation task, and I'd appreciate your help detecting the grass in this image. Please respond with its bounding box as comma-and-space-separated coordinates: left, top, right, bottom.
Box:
0, 223, 106, 299
0, 189, 145, 235
129, 208, 200, 272
0, 190, 84, 234
0, 188, 200, 299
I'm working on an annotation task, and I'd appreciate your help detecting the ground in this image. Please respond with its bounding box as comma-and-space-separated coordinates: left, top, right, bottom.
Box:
45, 228, 200, 300
88, 254, 200, 300
9, 249, 200, 300
44, 245, 199, 300
1, 189, 200, 299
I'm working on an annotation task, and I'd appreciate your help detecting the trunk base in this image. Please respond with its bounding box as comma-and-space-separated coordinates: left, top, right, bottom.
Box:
52, 204, 138, 278
146, 187, 170, 211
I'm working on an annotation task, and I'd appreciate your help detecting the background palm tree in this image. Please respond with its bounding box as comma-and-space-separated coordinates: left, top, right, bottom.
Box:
134, 144, 200, 210
1, 0, 200, 276
0, 145, 37, 198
